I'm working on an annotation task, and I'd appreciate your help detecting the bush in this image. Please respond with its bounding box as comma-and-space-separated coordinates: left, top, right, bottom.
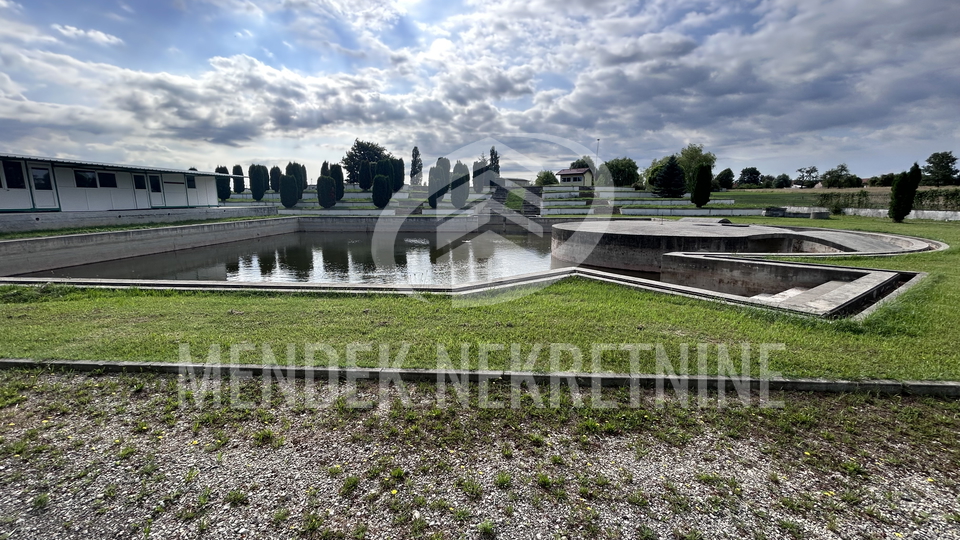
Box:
215, 165, 231, 202
451, 161, 471, 209
330, 164, 345, 201
535, 170, 558, 186
249, 164, 267, 201
269, 166, 281, 192
372, 174, 392, 209
913, 188, 960, 211
232, 165, 244, 194
358, 161, 373, 191
889, 164, 922, 222
715, 168, 735, 190
393, 158, 405, 192
691, 164, 712, 208
279, 174, 299, 208
606, 157, 640, 187
317, 176, 336, 208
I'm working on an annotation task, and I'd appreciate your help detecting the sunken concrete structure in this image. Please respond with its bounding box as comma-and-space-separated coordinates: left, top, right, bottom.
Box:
552, 220, 944, 317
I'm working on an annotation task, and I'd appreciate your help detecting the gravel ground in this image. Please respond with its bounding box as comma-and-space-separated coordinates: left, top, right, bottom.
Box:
0, 370, 958, 539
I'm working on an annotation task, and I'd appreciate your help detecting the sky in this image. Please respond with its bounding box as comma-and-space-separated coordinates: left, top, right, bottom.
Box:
0, 0, 958, 180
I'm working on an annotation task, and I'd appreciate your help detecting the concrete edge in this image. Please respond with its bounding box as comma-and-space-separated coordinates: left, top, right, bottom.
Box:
2, 359, 958, 397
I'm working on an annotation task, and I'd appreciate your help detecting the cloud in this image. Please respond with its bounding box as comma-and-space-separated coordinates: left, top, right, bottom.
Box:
51, 24, 124, 46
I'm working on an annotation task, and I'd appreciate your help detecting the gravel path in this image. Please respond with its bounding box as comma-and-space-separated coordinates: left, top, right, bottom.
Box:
0, 371, 957, 539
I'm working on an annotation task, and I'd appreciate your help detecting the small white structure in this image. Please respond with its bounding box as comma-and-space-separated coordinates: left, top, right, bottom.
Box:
556, 167, 594, 186
0, 153, 236, 213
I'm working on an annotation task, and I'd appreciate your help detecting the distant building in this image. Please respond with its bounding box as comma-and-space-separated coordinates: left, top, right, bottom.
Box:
0, 153, 237, 213
556, 167, 593, 186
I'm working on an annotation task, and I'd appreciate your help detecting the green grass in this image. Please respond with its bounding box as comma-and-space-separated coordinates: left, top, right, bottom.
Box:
0, 215, 958, 380
0, 216, 286, 241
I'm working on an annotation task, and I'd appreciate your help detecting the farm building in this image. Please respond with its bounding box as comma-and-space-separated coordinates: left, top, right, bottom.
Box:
0, 153, 236, 213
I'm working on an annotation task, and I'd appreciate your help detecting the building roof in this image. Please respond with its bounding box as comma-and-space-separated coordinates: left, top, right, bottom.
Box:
0, 153, 243, 178
557, 168, 591, 175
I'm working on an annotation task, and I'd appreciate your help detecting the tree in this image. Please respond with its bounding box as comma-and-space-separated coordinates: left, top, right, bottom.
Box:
215, 165, 231, 202
570, 155, 596, 173
737, 167, 762, 186
676, 144, 717, 193
249, 164, 268, 201
358, 161, 373, 191
300, 163, 307, 193
320, 161, 330, 179
889, 164, 922, 222
605, 157, 640, 187
691, 164, 712, 208
489, 146, 500, 176
714, 168, 735, 190
279, 174, 298, 208
269, 166, 281, 192
286, 162, 305, 199
795, 166, 819, 188
376, 159, 394, 182
821, 164, 861, 188
472, 154, 489, 193
451, 161, 471, 209
651, 156, 685, 198
535, 170, 559, 186
640, 157, 671, 188
427, 167, 440, 209
317, 176, 336, 208
436, 157, 451, 189
232, 165, 244, 194
923, 151, 958, 186
342, 139, 392, 184
774, 174, 792, 189
330, 164, 345, 201
410, 147, 423, 186
372, 175, 391, 209
392, 158, 404, 192
595, 163, 613, 187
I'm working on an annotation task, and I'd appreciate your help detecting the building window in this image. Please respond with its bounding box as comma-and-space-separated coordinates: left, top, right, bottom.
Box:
2, 160, 26, 189
134, 174, 147, 190
186, 175, 196, 189
149, 175, 162, 193
97, 172, 118, 188
31, 168, 53, 190
75, 170, 98, 188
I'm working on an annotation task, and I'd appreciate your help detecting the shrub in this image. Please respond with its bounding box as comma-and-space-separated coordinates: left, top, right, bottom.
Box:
393, 158, 405, 192
279, 174, 299, 208
715, 168, 735, 190
889, 164, 922, 222
232, 165, 244, 194
317, 176, 336, 209
535, 170, 558, 186
410, 146, 423, 186
691, 163, 712, 208
427, 165, 449, 209
215, 165, 231, 202
606, 157, 640, 187
372, 174, 392, 209
269, 166, 281, 192
358, 161, 373, 191
330, 164, 345, 201
451, 161, 470, 209
249, 164, 267, 201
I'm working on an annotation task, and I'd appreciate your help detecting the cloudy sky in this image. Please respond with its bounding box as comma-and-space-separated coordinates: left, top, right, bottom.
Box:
0, 0, 957, 179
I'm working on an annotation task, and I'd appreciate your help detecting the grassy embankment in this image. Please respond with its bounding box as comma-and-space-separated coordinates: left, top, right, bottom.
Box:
0, 214, 958, 381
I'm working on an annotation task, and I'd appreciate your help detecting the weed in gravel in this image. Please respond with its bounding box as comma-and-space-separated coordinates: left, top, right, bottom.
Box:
328, 465, 344, 476
478, 519, 496, 536
494, 472, 512, 489
351, 524, 368, 539
271, 508, 290, 523
501, 444, 514, 458
225, 490, 249, 506
104, 484, 117, 499
117, 445, 136, 460
627, 490, 650, 507
32, 493, 49, 510
252, 428, 283, 448
340, 476, 360, 496
302, 512, 324, 533
778, 520, 803, 539
457, 476, 483, 499
453, 508, 471, 521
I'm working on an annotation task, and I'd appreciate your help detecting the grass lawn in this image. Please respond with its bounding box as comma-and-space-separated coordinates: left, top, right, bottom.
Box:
0, 215, 957, 380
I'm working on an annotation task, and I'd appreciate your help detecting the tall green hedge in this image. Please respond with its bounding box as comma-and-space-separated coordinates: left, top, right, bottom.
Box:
372, 174, 392, 209
691, 164, 712, 208
451, 161, 470, 209
279, 174, 299, 208
317, 176, 336, 209
330, 164, 345, 201
215, 165, 231, 202
358, 161, 373, 191
889, 163, 922, 223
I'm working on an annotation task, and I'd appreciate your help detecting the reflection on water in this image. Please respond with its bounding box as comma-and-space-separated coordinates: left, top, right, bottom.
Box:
24, 232, 572, 285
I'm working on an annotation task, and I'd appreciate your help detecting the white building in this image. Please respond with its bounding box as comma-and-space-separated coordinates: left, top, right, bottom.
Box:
0, 153, 236, 213
556, 167, 594, 186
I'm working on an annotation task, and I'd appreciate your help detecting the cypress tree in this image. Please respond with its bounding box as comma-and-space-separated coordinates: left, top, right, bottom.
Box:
330, 164, 345, 201
427, 167, 439, 209
691, 164, 712, 208
269, 166, 281, 192
489, 146, 500, 175
889, 163, 922, 222
232, 165, 244, 194
358, 161, 373, 191
321, 161, 330, 178
652, 156, 686, 199
279, 174, 298, 208
451, 161, 470, 209
377, 159, 393, 180
300, 163, 307, 193
249, 164, 267, 201
317, 176, 336, 209
215, 165, 231, 202
372, 174, 392, 209
393, 158, 405, 192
